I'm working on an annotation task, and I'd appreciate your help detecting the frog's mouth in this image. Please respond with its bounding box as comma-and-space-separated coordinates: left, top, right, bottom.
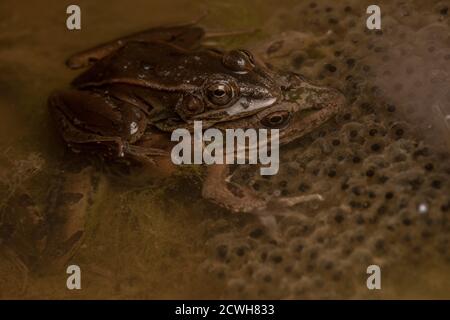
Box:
190, 95, 278, 124
191, 82, 281, 123
279, 97, 345, 146
225, 96, 278, 117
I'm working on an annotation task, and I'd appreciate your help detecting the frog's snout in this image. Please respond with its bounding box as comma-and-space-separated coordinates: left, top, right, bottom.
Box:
308, 85, 346, 112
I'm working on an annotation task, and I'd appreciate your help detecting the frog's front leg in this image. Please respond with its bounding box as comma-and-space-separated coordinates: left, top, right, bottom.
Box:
66, 25, 205, 69
202, 164, 324, 214
202, 164, 267, 213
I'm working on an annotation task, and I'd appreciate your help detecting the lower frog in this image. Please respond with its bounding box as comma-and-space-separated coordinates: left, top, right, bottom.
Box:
202, 72, 345, 214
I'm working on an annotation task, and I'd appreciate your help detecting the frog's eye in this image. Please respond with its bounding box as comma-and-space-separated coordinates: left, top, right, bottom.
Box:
205, 81, 235, 106
261, 111, 291, 128
222, 50, 255, 73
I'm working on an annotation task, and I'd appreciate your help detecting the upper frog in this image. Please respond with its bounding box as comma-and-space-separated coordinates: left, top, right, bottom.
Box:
50, 24, 345, 174
49, 25, 283, 162
67, 26, 281, 129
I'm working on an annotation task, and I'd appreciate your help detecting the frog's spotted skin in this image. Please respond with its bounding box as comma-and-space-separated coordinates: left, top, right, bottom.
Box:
201, 0, 450, 299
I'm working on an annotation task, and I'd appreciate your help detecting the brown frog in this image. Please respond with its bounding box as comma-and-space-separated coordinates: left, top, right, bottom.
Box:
202, 72, 346, 214
7, 25, 344, 271
49, 24, 282, 164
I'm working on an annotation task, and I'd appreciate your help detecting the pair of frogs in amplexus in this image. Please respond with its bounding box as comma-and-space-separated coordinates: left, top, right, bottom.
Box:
21, 21, 346, 269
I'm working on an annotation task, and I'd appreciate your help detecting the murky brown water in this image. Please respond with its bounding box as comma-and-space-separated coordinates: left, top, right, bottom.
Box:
1, 0, 450, 299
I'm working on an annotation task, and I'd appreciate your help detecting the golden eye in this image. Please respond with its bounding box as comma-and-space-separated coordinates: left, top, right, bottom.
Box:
261, 111, 291, 128
222, 49, 255, 72
205, 81, 234, 106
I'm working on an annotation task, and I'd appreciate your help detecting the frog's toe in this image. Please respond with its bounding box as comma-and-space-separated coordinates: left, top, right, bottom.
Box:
254, 193, 324, 216
273, 193, 324, 207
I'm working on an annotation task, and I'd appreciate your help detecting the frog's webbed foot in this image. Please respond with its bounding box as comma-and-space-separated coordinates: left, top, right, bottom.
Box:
263, 194, 324, 212
50, 89, 168, 164
202, 165, 324, 215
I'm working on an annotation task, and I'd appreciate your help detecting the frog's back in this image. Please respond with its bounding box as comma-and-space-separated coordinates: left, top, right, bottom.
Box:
71, 41, 228, 90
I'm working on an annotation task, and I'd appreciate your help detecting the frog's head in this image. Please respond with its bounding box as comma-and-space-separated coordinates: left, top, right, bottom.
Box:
175, 49, 282, 124
264, 72, 346, 145
70, 41, 281, 128
216, 72, 346, 146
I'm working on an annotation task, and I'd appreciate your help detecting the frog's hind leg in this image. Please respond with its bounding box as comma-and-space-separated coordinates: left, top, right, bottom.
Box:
36, 165, 94, 272
202, 164, 324, 214
66, 24, 206, 69
49, 90, 167, 164
202, 165, 325, 242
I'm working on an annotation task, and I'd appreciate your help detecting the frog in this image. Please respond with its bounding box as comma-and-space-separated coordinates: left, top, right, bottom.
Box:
13, 25, 343, 272
49, 23, 282, 164
201, 71, 346, 214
